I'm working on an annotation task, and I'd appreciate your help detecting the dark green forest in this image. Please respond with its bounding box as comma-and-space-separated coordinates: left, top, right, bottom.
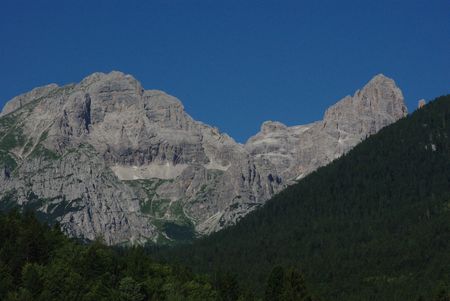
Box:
155, 95, 450, 301
0, 210, 217, 300
0, 210, 318, 300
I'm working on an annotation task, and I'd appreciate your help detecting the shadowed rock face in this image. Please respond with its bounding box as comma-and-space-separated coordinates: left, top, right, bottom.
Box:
0, 72, 407, 244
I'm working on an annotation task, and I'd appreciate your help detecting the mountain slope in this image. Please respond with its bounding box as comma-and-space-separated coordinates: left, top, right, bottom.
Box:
0, 71, 406, 245
163, 95, 450, 300
246, 74, 407, 181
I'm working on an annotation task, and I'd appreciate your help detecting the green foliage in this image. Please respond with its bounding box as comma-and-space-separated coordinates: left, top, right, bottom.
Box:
0, 125, 25, 151
160, 95, 450, 300
119, 276, 145, 301
0, 190, 18, 212
0, 261, 13, 300
433, 290, 450, 301
264, 266, 313, 301
0, 151, 17, 170
29, 144, 60, 161
0, 112, 62, 174
0, 85, 79, 172
282, 267, 313, 301
0, 114, 18, 131
21, 263, 44, 297
214, 272, 240, 301
0, 210, 255, 300
125, 179, 173, 217
0, 114, 23, 170
126, 179, 196, 243
264, 266, 284, 301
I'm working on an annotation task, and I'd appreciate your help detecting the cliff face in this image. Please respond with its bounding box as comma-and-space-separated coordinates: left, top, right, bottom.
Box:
0, 72, 407, 244
245, 74, 407, 182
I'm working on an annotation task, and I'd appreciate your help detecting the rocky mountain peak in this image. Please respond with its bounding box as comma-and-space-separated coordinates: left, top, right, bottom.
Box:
81, 71, 144, 97
0, 71, 284, 243
246, 74, 408, 182
369, 73, 392, 83
324, 74, 407, 123
418, 99, 426, 109
359, 74, 399, 94
1, 83, 59, 116
80, 70, 137, 84
260, 121, 288, 134
0, 72, 408, 245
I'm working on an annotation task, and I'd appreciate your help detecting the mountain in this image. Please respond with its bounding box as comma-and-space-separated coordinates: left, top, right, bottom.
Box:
0, 72, 406, 245
162, 95, 450, 300
246, 74, 406, 181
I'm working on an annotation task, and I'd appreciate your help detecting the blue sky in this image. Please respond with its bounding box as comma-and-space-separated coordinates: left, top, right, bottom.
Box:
1, 0, 449, 142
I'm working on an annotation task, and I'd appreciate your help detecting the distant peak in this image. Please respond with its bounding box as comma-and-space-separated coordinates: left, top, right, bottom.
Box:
80, 71, 139, 87
261, 121, 287, 133
418, 99, 426, 109
77, 71, 144, 96
367, 73, 395, 85
359, 74, 401, 99
373, 73, 388, 79
1, 83, 59, 116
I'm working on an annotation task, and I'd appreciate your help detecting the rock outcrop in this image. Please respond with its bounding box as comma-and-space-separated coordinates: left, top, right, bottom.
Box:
245, 74, 407, 181
418, 99, 426, 109
0, 83, 59, 117
0, 72, 407, 244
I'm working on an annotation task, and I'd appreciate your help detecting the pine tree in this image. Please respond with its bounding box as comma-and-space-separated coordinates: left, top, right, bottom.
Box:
282, 267, 310, 301
21, 263, 43, 297
0, 261, 13, 300
264, 266, 285, 301
119, 276, 144, 301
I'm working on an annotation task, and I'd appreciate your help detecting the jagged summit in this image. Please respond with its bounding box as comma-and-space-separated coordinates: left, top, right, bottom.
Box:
260, 121, 288, 133
246, 73, 407, 182
80, 70, 138, 84
1, 71, 138, 117
360, 73, 398, 90
370, 73, 391, 81
0, 72, 407, 244
1, 83, 59, 116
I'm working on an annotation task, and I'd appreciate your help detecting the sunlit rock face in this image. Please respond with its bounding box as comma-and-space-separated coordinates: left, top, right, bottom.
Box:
0, 72, 407, 244
245, 74, 407, 182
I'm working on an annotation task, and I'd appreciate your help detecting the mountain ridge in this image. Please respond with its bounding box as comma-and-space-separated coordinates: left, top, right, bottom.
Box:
162, 94, 450, 300
0, 71, 407, 244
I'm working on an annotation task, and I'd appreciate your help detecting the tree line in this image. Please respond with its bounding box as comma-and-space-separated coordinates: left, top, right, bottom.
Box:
0, 210, 318, 300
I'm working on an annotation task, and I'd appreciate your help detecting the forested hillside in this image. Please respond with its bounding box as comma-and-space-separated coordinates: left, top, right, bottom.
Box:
0, 210, 319, 300
160, 95, 450, 300
0, 210, 221, 300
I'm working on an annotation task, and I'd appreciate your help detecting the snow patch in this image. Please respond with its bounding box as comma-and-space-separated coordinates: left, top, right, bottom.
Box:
295, 173, 305, 180
250, 137, 279, 145
111, 163, 188, 180
291, 125, 312, 134
204, 160, 231, 171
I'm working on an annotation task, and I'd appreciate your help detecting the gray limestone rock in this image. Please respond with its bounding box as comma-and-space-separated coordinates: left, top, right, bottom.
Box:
0, 72, 407, 244
245, 74, 407, 182
0, 83, 59, 116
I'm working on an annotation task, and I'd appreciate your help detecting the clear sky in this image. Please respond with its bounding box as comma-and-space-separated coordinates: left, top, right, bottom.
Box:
1, 0, 449, 142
